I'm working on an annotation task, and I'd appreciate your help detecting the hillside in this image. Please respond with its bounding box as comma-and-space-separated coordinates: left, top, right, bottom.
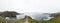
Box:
27, 13, 60, 23
0, 12, 60, 23
0, 16, 25, 23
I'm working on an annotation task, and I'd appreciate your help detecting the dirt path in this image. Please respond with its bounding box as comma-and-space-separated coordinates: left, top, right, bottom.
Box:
24, 19, 29, 23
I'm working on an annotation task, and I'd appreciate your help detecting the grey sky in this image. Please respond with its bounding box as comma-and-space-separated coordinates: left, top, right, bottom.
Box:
0, 0, 60, 13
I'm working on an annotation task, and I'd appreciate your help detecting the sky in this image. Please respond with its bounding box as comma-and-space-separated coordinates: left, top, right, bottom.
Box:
0, 0, 60, 13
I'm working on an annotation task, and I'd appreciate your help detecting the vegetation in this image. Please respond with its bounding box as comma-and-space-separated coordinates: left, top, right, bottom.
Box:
0, 11, 60, 23
0, 11, 20, 18
0, 16, 9, 23
0, 14, 60, 23
0, 11, 23, 23
27, 13, 60, 23
0, 16, 25, 23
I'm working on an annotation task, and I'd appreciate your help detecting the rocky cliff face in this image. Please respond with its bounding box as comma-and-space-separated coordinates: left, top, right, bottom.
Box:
0, 11, 20, 18
49, 13, 60, 17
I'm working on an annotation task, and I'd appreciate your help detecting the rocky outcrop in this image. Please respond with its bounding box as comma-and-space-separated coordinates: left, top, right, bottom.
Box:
0, 11, 20, 18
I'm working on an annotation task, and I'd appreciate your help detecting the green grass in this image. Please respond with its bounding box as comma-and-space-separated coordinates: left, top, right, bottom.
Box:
0, 14, 60, 23
26, 14, 60, 23
0, 16, 25, 23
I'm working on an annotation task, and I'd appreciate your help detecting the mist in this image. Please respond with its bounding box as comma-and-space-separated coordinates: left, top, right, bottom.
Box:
0, 0, 60, 13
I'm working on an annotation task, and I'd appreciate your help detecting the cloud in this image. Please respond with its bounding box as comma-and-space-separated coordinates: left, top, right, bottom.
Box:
0, 0, 60, 13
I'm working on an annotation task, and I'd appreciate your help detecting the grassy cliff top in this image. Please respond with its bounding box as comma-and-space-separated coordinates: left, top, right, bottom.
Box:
26, 14, 60, 23
0, 13, 60, 23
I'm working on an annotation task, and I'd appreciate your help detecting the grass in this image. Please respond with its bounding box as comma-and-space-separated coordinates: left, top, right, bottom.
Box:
0, 16, 25, 23
26, 14, 60, 23
0, 14, 60, 23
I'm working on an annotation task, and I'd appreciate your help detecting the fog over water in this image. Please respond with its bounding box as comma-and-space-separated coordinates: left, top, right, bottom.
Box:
0, 0, 59, 20
17, 12, 54, 20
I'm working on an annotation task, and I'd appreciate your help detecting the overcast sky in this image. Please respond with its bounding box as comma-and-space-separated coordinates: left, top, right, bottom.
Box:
0, 0, 60, 13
